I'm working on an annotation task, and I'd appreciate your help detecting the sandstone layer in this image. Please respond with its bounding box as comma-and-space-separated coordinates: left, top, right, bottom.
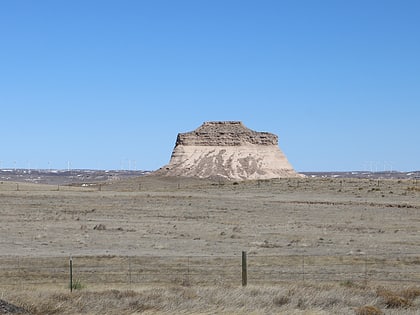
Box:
155, 121, 301, 180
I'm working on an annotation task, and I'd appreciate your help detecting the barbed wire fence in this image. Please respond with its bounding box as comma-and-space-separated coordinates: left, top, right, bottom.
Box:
2, 253, 420, 291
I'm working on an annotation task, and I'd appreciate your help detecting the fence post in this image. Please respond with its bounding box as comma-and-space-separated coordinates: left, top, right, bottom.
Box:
187, 256, 190, 285
128, 257, 131, 286
242, 251, 247, 287
69, 256, 73, 292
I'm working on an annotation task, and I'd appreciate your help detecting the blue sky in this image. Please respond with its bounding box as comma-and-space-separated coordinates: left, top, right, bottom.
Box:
1, 1, 419, 172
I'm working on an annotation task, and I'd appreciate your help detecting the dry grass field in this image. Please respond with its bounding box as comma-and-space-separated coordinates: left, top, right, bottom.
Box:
1, 176, 420, 314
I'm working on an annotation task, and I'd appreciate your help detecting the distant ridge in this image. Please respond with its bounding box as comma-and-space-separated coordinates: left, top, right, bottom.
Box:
0, 169, 418, 186
154, 121, 302, 180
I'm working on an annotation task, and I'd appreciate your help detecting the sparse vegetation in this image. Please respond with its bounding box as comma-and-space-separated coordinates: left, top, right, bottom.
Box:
273, 294, 290, 307
0, 177, 419, 314
340, 279, 357, 288
69, 279, 84, 291
399, 286, 420, 300
355, 305, 384, 315
407, 186, 420, 192
6, 284, 418, 315
376, 287, 413, 308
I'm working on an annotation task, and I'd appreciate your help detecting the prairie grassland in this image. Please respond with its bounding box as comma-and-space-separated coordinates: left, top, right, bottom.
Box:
5, 282, 420, 314
0, 176, 419, 314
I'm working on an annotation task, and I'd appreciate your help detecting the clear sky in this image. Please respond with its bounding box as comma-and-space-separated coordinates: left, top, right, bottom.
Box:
1, 1, 419, 172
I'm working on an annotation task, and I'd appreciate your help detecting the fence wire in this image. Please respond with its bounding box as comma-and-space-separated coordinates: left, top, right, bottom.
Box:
1, 254, 420, 289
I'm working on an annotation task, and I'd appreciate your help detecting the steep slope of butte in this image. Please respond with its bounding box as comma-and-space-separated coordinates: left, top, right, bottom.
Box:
154, 121, 302, 180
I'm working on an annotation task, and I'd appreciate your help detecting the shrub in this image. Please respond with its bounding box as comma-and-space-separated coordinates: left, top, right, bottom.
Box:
70, 279, 84, 290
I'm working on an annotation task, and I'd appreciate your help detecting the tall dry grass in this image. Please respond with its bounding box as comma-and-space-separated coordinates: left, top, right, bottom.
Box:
4, 282, 420, 315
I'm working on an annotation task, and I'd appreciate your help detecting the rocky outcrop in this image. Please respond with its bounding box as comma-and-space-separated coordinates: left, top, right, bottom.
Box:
155, 121, 302, 180
176, 121, 278, 146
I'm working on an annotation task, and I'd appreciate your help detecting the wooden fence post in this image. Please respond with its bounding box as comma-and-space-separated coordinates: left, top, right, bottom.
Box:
69, 256, 73, 292
187, 256, 190, 286
242, 251, 247, 287
128, 257, 132, 287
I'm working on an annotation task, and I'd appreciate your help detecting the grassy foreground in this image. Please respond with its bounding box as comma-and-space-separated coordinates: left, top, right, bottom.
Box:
4, 282, 420, 314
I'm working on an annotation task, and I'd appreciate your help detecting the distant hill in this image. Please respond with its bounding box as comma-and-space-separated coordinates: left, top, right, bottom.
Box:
301, 171, 420, 179
1, 169, 418, 186
0, 169, 149, 185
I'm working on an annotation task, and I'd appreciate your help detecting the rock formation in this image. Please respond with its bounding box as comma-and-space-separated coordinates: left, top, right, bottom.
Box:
155, 121, 301, 180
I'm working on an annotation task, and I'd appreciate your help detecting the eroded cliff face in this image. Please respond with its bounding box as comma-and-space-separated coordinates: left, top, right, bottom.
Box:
154, 121, 302, 180
176, 121, 278, 146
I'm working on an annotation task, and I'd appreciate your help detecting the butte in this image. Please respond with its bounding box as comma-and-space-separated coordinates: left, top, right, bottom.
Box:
154, 121, 302, 180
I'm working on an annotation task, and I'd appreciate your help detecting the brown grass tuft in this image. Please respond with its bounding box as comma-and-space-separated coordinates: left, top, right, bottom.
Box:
407, 186, 420, 192
376, 288, 412, 308
355, 305, 384, 315
399, 286, 420, 300
273, 295, 290, 307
